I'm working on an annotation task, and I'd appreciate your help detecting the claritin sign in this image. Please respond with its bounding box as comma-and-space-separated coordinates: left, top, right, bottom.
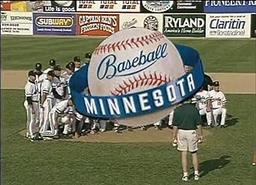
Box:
70, 28, 204, 127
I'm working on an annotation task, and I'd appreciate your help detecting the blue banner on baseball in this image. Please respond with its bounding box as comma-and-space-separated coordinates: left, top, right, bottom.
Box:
70, 28, 204, 127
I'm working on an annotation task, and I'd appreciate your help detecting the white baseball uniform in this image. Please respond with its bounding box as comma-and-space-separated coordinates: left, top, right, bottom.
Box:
62, 71, 72, 98
40, 67, 53, 80
35, 73, 44, 129
49, 100, 73, 136
208, 90, 227, 126
39, 78, 53, 136
193, 90, 212, 126
24, 80, 39, 138
52, 76, 67, 105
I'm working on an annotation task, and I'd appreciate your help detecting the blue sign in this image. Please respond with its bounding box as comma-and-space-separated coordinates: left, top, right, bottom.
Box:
204, 0, 256, 13
69, 44, 205, 120
33, 13, 76, 35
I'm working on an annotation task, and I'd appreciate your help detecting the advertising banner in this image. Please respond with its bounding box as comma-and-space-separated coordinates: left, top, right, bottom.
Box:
206, 14, 251, 38
77, 14, 119, 36
1, 11, 33, 35
33, 13, 76, 35
77, 0, 140, 12
163, 14, 206, 37
251, 14, 256, 38
141, 0, 203, 13
120, 13, 163, 32
43, 0, 76, 13
204, 0, 256, 13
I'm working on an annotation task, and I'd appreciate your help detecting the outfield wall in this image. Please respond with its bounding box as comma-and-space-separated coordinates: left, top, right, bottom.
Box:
1, 1, 256, 38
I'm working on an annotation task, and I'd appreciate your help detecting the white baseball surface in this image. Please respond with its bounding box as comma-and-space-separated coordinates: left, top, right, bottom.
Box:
88, 28, 185, 127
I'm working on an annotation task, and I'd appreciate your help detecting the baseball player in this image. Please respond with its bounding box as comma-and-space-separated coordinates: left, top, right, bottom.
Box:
192, 88, 212, 127
39, 70, 55, 137
208, 81, 227, 128
73, 56, 81, 71
83, 52, 92, 65
43, 59, 56, 75
34, 63, 44, 128
52, 65, 67, 105
24, 70, 39, 141
62, 61, 75, 98
48, 99, 74, 138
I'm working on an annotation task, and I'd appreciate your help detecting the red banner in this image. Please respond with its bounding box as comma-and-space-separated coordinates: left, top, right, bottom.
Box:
77, 14, 119, 36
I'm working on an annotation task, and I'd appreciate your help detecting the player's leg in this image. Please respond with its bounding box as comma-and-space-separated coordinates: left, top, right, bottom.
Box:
177, 130, 189, 181
99, 120, 107, 132
188, 130, 200, 180
220, 108, 227, 127
24, 101, 32, 138
49, 110, 58, 137
33, 102, 40, 134
168, 110, 174, 128
212, 108, 221, 126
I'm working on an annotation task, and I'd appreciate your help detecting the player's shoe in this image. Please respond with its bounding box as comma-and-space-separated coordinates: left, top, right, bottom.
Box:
155, 125, 162, 130
172, 139, 177, 147
100, 128, 106, 133
252, 162, 256, 166
181, 176, 188, 182
141, 126, 147, 131
194, 175, 200, 181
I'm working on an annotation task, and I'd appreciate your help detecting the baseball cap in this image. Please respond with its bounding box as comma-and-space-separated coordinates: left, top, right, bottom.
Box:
85, 52, 92, 59
213, 81, 220, 86
74, 56, 81, 62
28, 70, 36, 77
49, 59, 56, 66
35, 63, 42, 70
53, 64, 61, 71
66, 61, 75, 71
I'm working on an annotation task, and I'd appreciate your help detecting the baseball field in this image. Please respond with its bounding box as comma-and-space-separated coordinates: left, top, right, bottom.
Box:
2, 36, 256, 185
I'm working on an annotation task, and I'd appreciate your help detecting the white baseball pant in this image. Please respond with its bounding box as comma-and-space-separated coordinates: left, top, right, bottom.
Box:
212, 108, 227, 126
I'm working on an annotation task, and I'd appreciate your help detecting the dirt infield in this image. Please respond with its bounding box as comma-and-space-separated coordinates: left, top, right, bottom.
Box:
2, 70, 255, 94
19, 126, 211, 143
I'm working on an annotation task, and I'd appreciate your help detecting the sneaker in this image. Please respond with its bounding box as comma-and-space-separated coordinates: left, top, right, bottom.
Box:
43, 136, 53, 140
220, 125, 225, 128
100, 128, 106, 133
252, 162, 256, 166
182, 176, 188, 182
172, 139, 177, 147
194, 175, 199, 181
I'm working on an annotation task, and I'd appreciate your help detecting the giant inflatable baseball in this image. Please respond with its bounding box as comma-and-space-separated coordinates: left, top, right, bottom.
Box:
70, 28, 204, 127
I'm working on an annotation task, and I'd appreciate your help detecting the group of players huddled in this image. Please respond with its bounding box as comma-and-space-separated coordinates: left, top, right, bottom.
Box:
24, 54, 227, 142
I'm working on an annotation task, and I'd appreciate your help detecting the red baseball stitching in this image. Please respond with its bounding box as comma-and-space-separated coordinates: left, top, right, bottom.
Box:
110, 72, 171, 96
94, 32, 164, 55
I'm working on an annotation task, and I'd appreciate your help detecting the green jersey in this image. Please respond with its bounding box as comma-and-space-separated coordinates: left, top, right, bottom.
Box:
173, 103, 201, 130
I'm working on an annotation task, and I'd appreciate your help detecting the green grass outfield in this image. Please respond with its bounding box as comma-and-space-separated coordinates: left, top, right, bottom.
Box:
2, 90, 256, 185
2, 36, 256, 73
